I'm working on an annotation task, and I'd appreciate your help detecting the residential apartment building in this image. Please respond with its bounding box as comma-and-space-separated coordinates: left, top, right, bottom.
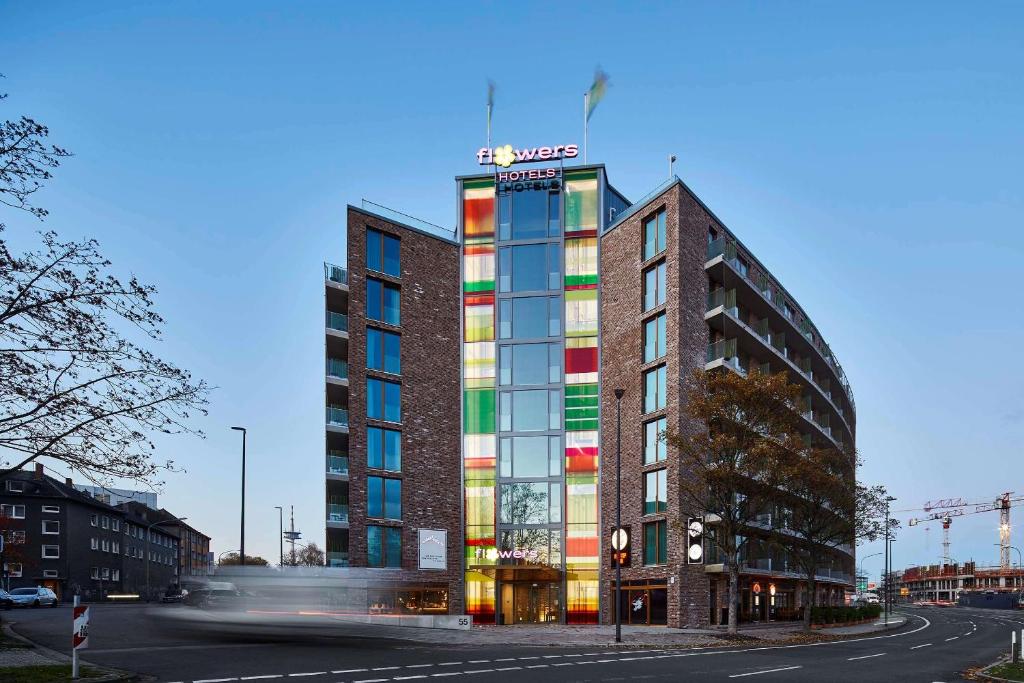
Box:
74, 484, 158, 509
325, 152, 856, 626
0, 465, 204, 600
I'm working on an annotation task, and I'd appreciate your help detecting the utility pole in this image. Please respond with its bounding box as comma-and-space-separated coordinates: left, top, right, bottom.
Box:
274, 506, 283, 567
614, 388, 624, 643
231, 426, 247, 566
283, 505, 302, 566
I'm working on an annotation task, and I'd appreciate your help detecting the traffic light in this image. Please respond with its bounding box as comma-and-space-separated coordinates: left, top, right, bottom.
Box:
610, 525, 631, 568
686, 517, 704, 564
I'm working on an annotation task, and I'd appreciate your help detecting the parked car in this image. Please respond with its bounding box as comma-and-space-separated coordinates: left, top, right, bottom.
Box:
8, 587, 59, 608
0, 589, 14, 610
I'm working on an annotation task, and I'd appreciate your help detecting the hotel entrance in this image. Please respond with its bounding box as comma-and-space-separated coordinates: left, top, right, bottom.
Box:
500, 581, 561, 624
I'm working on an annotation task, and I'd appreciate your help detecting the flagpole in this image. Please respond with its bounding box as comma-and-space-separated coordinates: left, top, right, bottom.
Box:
486, 102, 492, 172
584, 91, 589, 164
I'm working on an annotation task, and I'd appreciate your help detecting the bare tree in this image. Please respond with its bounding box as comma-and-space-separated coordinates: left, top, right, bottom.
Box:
669, 369, 803, 634
283, 542, 326, 567
218, 552, 269, 567
0, 80, 209, 485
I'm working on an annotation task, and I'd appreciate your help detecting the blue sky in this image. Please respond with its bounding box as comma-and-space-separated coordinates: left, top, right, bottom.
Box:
2, 2, 1022, 577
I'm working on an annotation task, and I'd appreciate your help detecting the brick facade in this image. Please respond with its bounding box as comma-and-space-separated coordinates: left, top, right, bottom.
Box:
343, 207, 464, 611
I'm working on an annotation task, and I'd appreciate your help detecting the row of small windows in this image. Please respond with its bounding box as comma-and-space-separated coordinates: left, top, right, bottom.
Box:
90, 567, 120, 581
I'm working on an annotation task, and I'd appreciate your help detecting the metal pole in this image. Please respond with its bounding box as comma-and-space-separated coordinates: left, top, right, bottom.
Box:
232, 427, 247, 566
584, 92, 589, 164
275, 506, 283, 567
884, 497, 889, 625
72, 594, 79, 679
614, 388, 624, 643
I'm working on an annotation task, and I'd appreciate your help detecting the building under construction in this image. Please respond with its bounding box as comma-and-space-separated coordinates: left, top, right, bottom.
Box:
893, 562, 1024, 605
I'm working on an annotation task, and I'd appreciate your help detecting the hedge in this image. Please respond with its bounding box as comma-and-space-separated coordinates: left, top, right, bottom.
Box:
810, 603, 881, 624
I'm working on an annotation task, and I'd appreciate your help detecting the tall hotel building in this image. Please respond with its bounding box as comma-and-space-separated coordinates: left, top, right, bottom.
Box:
324, 153, 856, 627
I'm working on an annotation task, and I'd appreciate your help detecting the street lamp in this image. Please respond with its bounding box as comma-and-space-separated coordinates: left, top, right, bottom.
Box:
613, 388, 624, 643
217, 549, 240, 563
883, 496, 896, 625
274, 506, 284, 567
146, 517, 186, 602
993, 543, 1024, 570
231, 426, 247, 566
858, 552, 882, 591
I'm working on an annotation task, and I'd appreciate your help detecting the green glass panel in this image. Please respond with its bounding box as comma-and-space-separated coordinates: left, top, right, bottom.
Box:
464, 389, 496, 435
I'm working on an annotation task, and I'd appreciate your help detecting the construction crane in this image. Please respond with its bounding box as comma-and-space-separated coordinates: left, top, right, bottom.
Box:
907, 492, 1021, 570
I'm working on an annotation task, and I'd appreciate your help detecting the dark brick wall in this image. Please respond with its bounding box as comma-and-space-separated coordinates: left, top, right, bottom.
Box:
599, 183, 711, 627
345, 208, 464, 612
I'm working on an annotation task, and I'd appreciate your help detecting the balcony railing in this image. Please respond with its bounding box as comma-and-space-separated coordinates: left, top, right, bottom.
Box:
707, 288, 738, 316
328, 504, 349, 523
327, 452, 349, 475
326, 405, 349, 427
706, 237, 855, 413
327, 358, 349, 380
327, 551, 350, 568
706, 339, 744, 373
325, 262, 348, 285
326, 311, 348, 333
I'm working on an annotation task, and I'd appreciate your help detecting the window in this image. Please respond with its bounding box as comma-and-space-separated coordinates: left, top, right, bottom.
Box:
547, 192, 560, 236
499, 389, 561, 432
367, 378, 401, 423
41, 545, 60, 559
101, 567, 110, 580
6, 480, 24, 492
367, 427, 401, 471
367, 476, 402, 520
643, 418, 667, 464
643, 209, 667, 260
112, 541, 120, 554
643, 521, 667, 565
643, 262, 666, 311
643, 366, 667, 413
43, 569, 58, 579
708, 227, 718, 244
7, 563, 23, 578
0, 504, 25, 519
366, 278, 400, 326
367, 328, 401, 374
498, 296, 560, 339
102, 539, 109, 552
498, 243, 560, 292
90, 567, 99, 580
643, 313, 667, 363
42, 505, 60, 514
112, 569, 120, 581
499, 482, 561, 525
42, 520, 59, 535
736, 257, 749, 277
499, 343, 561, 386
367, 525, 402, 568
111, 519, 120, 532
101, 516, 109, 529
644, 469, 668, 514
90, 514, 98, 527
90, 537, 98, 550
499, 435, 561, 478
366, 229, 400, 277
4, 530, 25, 545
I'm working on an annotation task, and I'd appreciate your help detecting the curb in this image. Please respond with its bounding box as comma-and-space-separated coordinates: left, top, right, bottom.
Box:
975, 657, 1023, 683
2, 622, 144, 682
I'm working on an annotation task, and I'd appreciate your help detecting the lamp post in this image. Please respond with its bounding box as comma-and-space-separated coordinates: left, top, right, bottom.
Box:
231, 426, 247, 566
883, 496, 895, 625
146, 517, 186, 602
217, 549, 240, 563
858, 552, 882, 592
613, 388, 624, 643
274, 506, 284, 567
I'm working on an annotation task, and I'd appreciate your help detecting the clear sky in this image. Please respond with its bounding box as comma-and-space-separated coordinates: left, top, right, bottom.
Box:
2, 2, 1022, 578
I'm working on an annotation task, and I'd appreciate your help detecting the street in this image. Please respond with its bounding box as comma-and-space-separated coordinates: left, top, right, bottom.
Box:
4, 605, 1021, 682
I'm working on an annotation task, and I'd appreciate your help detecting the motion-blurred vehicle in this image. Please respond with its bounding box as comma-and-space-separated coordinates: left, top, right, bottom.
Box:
8, 587, 59, 608
161, 587, 189, 603
184, 581, 240, 609
0, 589, 14, 610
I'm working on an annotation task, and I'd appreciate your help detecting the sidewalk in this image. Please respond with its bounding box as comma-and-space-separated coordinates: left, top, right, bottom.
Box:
0, 622, 133, 681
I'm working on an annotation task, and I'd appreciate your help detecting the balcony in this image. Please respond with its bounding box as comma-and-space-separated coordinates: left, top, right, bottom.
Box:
706, 338, 745, 374
706, 237, 855, 415
326, 405, 349, 430
327, 452, 349, 478
326, 311, 349, 334
327, 503, 349, 525
327, 358, 349, 381
327, 551, 350, 568
325, 262, 348, 286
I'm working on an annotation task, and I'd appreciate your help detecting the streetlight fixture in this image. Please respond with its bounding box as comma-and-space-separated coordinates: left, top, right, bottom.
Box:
274, 506, 284, 567
613, 388, 624, 644
858, 552, 882, 592
883, 496, 896, 625
146, 517, 186, 602
231, 426, 247, 566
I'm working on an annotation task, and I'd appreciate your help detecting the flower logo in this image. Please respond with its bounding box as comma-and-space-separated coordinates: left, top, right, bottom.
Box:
493, 144, 516, 168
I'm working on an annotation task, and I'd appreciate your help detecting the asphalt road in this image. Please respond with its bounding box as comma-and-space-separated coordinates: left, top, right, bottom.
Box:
5, 604, 1022, 682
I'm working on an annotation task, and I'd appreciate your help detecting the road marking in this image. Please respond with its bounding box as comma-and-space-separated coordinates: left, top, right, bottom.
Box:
437, 663, 463, 667
353, 679, 388, 683
728, 666, 803, 678
332, 670, 368, 674
517, 656, 539, 660
493, 658, 516, 662
288, 674, 325, 678
195, 679, 238, 683
910, 643, 932, 649
542, 655, 563, 659
241, 677, 283, 681
371, 667, 400, 672
495, 667, 522, 671
430, 674, 460, 678
406, 665, 434, 669
462, 670, 494, 674
848, 653, 886, 661
552, 663, 574, 667
467, 660, 490, 664
524, 664, 548, 669
394, 677, 428, 681
945, 636, 959, 641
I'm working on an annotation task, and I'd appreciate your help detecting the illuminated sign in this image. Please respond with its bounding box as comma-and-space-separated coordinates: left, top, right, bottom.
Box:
477, 144, 579, 167
473, 547, 540, 561
610, 525, 631, 568
687, 517, 704, 564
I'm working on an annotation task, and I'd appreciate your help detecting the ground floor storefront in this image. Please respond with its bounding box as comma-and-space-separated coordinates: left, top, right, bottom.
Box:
707, 575, 849, 625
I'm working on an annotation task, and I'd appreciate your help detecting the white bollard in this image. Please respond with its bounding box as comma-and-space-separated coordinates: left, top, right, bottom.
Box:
72, 595, 79, 679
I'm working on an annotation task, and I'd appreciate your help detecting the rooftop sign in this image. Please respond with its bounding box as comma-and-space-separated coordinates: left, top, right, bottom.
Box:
477, 144, 579, 167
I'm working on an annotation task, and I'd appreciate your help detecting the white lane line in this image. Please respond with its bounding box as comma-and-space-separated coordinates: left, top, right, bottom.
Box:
288, 674, 326, 678
495, 667, 522, 671
195, 679, 238, 683
332, 670, 368, 674
564, 653, 583, 657
462, 670, 494, 674
848, 653, 886, 661
241, 677, 283, 681
371, 667, 400, 672
552, 663, 574, 667
945, 636, 959, 641
406, 665, 434, 669
582, 653, 601, 656
438, 662, 463, 667
353, 679, 388, 683
728, 666, 803, 678
524, 664, 549, 669
910, 643, 932, 649
467, 660, 490, 664
542, 655, 563, 659
430, 674, 460, 678
493, 658, 516, 662
395, 677, 428, 681
517, 656, 540, 660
